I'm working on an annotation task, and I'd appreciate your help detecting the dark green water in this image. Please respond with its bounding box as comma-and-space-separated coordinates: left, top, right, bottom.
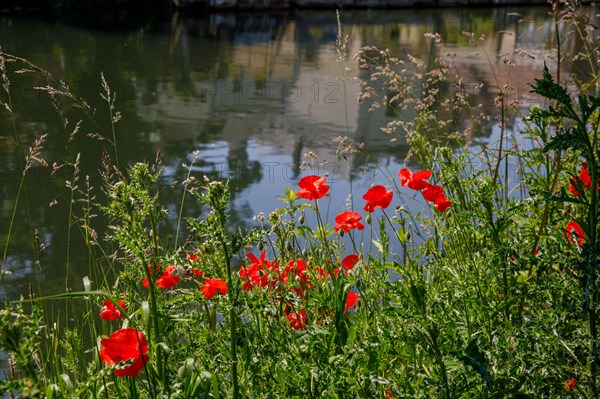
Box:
1, 6, 597, 300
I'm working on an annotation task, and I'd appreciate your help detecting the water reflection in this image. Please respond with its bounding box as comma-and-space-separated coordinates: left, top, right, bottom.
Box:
1, 6, 598, 299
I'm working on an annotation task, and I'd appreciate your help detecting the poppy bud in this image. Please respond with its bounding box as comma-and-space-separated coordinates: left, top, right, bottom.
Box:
339, 229, 344, 237
258, 242, 264, 251
299, 214, 305, 225
366, 212, 372, 224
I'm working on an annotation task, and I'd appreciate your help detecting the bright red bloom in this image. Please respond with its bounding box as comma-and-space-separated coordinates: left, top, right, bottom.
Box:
100, 299, 127, 321
200, 278, 228, 299
399, 168, 432, 190
346, 292, 359, 310
240, 250, 279, 290
335, 254, 359, 276
283, 259, 311, 296
286, 310, 307, 330
334, 211, 365, 233
569, 162, 592, 197
188, 269, 203, 277
564, 377, 576, 391
565, 221, 586, 246
421, 184, 452, 212
99, 328, 149, 377
296, 175, 330, 200
400, 168, 452, 211
434, 197, 453, 212
185, 252, 203, 277
141, 264, 180, 289
341, 254, 359, 271
363, 185, 393, 212
421, 183, 444, 202
284, 259, 309, 284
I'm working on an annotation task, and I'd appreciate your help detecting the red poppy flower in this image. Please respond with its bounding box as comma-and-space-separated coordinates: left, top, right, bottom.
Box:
286, 310, 307, 330
421, 183, 443, 202
334, 254, 359, 276
188, 269, 203, 277
100, 299, 127, 321
421, 184, 452, 212
564, 377, 576, 391
399, 168, 432, 190
363, 185, 393, 212
296, 175, 330, 200
341, 254, 359, 271
346, 292, 359, 310
283, 259, 311, 296
240, 250, 279, 290
99, 328, 149, 377
434, 197, 453, 212
188, 252, 199, 262
565, 221, 586, 246
334, 211, 365, 233
141, 264, 180, 289
200, 278, 228, 299
284, 259, 309, 284
569, 162, 592, 197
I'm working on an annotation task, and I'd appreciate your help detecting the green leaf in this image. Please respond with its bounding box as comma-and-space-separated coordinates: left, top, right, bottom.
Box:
82, 276, 91, 292
373, 240, 384, 254
578, 93, 600, 122
141, 301, 150, 325
459, 339, 493, 390
61, 374, 74, 392
212, 372, 220, 399
369, 375, 389, 385
542, 127, 587, 153
530, 64, 572, 109
46, 385, 59, 399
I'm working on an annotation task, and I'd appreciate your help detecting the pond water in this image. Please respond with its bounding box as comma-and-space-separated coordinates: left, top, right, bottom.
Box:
1, 6, 598, 300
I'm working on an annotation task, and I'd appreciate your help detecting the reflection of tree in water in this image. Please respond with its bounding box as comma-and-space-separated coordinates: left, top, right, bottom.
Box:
226, 141, 262, 196
159, 137, 263, 235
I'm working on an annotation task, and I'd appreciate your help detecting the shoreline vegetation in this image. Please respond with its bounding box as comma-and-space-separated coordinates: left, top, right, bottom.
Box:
2, 1, 600, 398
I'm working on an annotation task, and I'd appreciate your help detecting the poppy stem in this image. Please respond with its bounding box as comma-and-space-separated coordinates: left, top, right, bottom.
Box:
314, 199, 334, 259
381, 209, 407, 265
210, 187, 240, 399
348, 233, 359, 258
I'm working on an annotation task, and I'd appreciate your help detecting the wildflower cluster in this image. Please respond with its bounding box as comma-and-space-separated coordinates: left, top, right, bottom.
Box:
96, 250, 230, 378
563, 161, 598, 248
239, 249, 359, 330
399, 168, 452, 212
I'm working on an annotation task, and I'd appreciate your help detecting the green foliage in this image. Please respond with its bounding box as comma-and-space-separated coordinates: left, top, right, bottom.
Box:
0, 304, 44, 396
